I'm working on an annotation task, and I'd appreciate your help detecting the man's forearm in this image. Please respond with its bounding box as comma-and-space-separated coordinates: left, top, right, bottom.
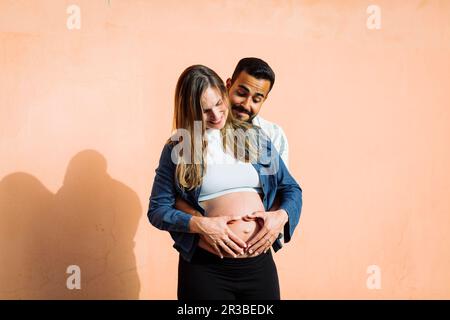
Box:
269, 196, 288, 245
269, 195, 281, 211
175, 197, 202, 217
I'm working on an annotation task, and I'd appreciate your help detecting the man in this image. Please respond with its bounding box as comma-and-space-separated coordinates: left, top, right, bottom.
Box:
226, 57, 289, 167
176, 57, 297, 257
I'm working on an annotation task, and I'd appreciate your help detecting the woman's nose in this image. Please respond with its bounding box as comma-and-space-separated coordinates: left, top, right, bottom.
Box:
211, 108, 221, 119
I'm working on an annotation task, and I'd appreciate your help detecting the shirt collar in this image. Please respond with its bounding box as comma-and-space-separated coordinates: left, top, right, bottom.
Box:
252, 115, 262, 126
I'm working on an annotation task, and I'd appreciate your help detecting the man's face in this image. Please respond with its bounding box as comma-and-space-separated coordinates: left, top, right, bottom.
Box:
226, 71, 271, 122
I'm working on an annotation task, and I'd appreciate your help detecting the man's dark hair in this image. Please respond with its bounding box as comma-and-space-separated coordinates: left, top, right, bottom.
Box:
231, 57, 275, 91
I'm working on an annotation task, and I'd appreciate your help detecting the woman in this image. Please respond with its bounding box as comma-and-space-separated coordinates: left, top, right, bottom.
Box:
148, 65, 302, 300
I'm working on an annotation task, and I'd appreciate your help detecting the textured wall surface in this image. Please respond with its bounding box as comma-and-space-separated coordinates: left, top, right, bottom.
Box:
1, 0, 449, 299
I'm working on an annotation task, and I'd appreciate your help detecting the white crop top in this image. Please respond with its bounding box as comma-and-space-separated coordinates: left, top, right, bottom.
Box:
198, 128, 262, 203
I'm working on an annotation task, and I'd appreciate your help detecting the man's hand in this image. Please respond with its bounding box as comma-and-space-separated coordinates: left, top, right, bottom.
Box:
190, 215, 247, 258
243, 209, 288, 256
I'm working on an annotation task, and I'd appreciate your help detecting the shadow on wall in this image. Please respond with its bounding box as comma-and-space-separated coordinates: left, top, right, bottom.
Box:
0, 150, 141, 299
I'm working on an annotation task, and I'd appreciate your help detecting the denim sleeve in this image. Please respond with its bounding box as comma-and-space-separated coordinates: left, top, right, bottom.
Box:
265, 138, 303, 244
147, 143, 193, 233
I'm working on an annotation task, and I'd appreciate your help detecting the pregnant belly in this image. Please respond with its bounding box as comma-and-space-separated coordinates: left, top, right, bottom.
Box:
198, 191, 265, 258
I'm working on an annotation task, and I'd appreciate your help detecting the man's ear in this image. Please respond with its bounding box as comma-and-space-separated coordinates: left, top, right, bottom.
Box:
226, 78, 232, 89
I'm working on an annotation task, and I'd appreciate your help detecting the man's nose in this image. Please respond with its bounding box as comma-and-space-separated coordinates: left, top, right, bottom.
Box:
241, 97, 252, 111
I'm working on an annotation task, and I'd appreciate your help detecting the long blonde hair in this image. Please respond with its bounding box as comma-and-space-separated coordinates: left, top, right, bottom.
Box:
170, 65, 260, 190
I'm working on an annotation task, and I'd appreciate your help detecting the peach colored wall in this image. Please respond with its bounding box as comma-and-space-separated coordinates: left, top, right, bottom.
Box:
1, 0, 449, 299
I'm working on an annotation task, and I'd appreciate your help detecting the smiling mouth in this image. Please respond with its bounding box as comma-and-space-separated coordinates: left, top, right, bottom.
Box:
209, 115, 223, 124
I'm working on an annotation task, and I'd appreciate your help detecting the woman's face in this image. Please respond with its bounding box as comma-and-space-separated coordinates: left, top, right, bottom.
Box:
201, 86, 228, 129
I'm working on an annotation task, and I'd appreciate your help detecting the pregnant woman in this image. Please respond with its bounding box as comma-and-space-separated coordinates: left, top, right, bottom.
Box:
148, 65, 302, 300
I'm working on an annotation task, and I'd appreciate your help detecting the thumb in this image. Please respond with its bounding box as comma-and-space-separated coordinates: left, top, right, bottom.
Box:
226, 215, 243, 222
246, 211, 265, 219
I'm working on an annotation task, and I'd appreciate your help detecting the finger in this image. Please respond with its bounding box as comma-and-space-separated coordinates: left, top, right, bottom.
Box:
218, 240, 238, 258
253, 242, 272, 256
202, 234, 222, 257
249, 233, 275, 254
211, 241, 223, 258
226, 215, 243, 222
248, 237, 267, 254
227, 230, 247, 250
248, 247, 264, 257
242, 215, 258, 222
246, 211, 265, 219
223, 237, 245, 255
246, 227, 269, 250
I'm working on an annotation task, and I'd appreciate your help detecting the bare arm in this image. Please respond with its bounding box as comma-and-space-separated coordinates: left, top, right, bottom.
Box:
269, 194, 281, 211
175, 196, 202, 217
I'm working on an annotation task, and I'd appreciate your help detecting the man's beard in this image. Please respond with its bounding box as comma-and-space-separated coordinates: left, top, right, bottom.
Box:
232, 105, 256, 123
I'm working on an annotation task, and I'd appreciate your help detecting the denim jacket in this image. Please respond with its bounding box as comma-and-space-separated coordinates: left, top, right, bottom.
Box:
147, 135, 303, 262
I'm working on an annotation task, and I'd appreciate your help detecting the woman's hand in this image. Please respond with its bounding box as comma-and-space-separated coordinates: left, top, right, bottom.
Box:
243, 209, 288, 256
190, 216, 247, 258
